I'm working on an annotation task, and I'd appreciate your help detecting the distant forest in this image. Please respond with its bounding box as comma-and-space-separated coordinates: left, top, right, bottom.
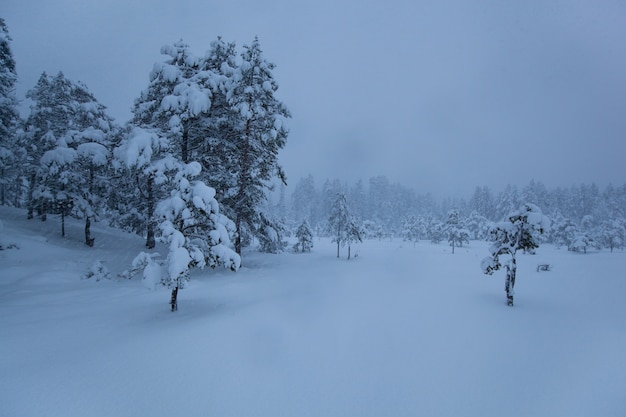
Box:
270, 175, 625, 252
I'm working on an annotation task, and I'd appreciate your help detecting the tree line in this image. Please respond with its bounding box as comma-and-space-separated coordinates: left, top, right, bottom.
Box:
281, 175, 625, 253
0, 20, 290, 309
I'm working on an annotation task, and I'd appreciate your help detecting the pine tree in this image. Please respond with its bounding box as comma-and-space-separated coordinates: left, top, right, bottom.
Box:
293, 220, 314, 253
129, 40, 215, 248
344, 216, 363, 260
291, 174, 319, 225
154, 162, 240, 311
257, 212, 288, 253
23, 72, 116, 243
0, 19, 20, 206
481, 203, 550, 306
327, 192, 361, 259
224, 37, 290, 254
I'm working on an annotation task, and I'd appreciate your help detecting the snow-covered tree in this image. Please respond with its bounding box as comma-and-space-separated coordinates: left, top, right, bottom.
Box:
344, 216, 363, 260
327, 192, 363, 258
548, 211, 577, 249
401, 215, 421, 245
224, 37, 290, 254
465, 210, 491, 240
152, 162, 240, 311
597, 220, 624, 253
569, 232, 594, 253
293, 220, 314, 253
114, 127, 177, 248
361, 219, 384, 240
0, 19, 20, 206
481, 203, 550, 306
445, 209, 469, 254
427, 218, 445, 244
291, 174, 319, 226
128, 40, 216, 248
23, 72, 116, 243
257, 212, 288, 253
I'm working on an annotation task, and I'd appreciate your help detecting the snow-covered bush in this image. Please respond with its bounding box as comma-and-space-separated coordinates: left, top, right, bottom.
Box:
83, 260, 111, 281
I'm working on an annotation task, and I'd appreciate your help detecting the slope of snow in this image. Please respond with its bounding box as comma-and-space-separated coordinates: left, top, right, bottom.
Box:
1, 207, 625, 417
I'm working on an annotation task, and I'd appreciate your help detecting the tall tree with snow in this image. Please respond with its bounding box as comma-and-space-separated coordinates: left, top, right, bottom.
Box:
481, 203, 550, 306
0, 19, 20, 207
223, 37, 290, 255
23, 72, 116, 244
128, 40, 215, 248
327, 192, 361, 259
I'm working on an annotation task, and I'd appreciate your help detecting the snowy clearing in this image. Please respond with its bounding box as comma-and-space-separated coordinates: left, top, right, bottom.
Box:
1, 207, 625, 417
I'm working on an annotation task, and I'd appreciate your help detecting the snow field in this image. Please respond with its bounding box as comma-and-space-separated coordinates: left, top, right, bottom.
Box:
1, 207, 625, 417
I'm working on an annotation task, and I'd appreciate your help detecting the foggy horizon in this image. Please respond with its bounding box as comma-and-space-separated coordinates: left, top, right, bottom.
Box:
4, 0, 625, 197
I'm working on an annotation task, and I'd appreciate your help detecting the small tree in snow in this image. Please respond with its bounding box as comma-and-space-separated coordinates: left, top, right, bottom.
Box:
293, 220, 313, 253
401, 215, 421, 246
344, 216, 363, 260
152, 162, 240, 311
445, 209, 469, 254
481, 203, 550, 306
569, 232, 593, 253
257, 212, 288, 253
327, 193, 349, 257
597, 220, 624, 253
428, 219, 445, 244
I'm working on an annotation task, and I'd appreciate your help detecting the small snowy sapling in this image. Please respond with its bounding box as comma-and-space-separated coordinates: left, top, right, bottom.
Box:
481, 203, 550, 306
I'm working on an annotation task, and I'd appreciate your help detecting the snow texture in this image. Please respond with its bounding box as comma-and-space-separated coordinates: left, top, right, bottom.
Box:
1, 206, 625, 417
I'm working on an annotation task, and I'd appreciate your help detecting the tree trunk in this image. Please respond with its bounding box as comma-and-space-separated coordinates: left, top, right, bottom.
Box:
451, 239, 455, 254
146, 176, 155, 249
61, 208, 65, 237
170, 286, 179, 312
336, 240, 340, 258
181, 123, 189, 163
235, 216, 242, 255
234, 120, 251, 256
505, 259, 517, 306
0, 167, 5, 206
27, 173, 35, 219
348, 245, 351, 260
85, 217, 95, 247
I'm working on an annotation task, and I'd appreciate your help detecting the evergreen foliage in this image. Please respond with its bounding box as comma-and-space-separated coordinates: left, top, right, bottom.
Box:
0, 19, 20, 206
293, 220, 314, 253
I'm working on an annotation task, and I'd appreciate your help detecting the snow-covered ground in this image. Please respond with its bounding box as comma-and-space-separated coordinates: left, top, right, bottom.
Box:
1, 206, 625, 417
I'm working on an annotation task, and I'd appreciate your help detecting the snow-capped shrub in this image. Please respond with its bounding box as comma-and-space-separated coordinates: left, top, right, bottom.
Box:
83, 260, 111, 281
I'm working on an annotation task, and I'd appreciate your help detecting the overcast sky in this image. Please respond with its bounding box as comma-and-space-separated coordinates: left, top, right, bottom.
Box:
4, 0, 626, 197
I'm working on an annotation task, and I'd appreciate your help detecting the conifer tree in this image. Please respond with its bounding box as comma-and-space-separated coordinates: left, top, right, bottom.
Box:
129, 40, 214, 247
293, 220, 314, 253
224, 37, 290, 254
23, 72, 116, 243
481, 203, 550, 306
0, 19, 20, 206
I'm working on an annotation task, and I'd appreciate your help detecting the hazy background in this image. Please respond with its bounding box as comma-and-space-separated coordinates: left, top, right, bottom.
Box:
3, 0, 625, 197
